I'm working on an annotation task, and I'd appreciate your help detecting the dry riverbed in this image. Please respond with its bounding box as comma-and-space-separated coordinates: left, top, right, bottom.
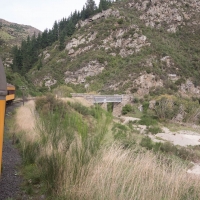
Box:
119, 116, 200, 175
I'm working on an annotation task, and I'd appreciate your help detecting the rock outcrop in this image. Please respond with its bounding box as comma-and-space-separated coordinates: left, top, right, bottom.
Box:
101, 25, 151, 57
76, 9, 120, 28
65, 32, 97, 56
180, 79, 200, 96
134, 73, 163, 95
64, 60, 105, 85
128, 0, 200, 32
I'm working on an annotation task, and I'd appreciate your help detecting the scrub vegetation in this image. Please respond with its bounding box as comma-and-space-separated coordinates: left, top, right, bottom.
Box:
12, 95, 200, 200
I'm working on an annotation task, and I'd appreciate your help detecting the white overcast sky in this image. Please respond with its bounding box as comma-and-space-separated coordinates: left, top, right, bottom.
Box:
2, 0, 100, 31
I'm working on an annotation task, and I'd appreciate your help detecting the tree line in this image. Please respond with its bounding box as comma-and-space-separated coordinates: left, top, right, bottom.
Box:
11, 0, 115, 75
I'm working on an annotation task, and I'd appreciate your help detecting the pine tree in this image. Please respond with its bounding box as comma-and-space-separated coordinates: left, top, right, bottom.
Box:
85, 0, 97, 18
52, 21, 59, 42
99, 0, 112, 11
59, 32, 65, 51
37, 59, 43, 70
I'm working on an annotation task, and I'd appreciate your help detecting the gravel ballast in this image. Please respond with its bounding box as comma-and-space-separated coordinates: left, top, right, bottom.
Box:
0, 103, 22, 200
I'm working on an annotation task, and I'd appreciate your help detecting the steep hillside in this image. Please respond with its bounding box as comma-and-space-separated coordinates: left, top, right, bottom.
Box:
26, 0, 200, 98
0, 19, 41, 96
0, 18, 41, 62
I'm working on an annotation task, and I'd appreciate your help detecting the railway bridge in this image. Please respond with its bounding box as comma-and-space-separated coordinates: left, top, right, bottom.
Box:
71, 93, 132, 116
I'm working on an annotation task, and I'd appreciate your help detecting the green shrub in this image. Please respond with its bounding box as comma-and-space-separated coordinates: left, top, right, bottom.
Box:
53, 85, 74, 98
114, 130, 127, 140
142, 101, 149, 113
117, 19, 124, 24
21, 141, 39, 165
35, 94, 67, 115
112, 123, 128, 132
175, 78, 185, 86
148, 126, 162, 134
153, 142, 162, 152
112, 123, 129, 141
154, 97, 179, 120
122, 104, 133, 115
68, 102, 91, 115
140, 136, 153, 150
139, 115, 158, 126
160, 142, 177, 154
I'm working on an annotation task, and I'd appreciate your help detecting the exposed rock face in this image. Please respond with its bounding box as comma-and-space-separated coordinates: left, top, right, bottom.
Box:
168, 74, 179, 82
65, 32, 97, 56
101, 25, 150, 57
44, 76, 57, 88
180, 79, 200, 96
3, 58, 13, 67
64, 60, 105, 84
66, 11, 150, 59
33, 75, 57, 88
134, 73, 163, 95
128, 0, 200, 32
76, 9, 120, 28
44, 53, 50, 61
161, 56, 175, 68
108, 72, 163, 96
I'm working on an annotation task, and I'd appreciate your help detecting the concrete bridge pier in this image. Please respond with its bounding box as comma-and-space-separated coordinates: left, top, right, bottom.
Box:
113, 102, 123, 117
71, 93, 132, 117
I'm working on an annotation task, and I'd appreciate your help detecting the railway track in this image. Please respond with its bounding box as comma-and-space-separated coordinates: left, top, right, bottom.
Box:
0, 100, 22, 200
6, 97, 35, 107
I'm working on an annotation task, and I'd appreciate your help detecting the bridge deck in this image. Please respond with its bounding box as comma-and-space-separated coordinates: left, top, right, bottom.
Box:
71, 93, 126, 103
94, 95, 122, 103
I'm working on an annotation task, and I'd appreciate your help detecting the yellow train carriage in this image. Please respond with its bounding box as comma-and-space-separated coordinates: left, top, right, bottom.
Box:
0, 57, 7, 175
6, 83, 15, 103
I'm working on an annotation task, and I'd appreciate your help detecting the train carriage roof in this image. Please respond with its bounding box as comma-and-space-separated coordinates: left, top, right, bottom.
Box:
7, 83, 15, 89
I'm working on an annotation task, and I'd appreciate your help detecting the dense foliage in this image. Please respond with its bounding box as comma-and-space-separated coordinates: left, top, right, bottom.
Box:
11, 0, 114, 75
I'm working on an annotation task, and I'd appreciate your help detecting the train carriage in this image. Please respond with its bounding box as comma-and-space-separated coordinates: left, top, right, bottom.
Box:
6, 83, 15, 104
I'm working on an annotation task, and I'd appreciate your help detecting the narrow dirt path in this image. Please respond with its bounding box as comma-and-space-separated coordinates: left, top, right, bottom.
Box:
0, 102, 22, 200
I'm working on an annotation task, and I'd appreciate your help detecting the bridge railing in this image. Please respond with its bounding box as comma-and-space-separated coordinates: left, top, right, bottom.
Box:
71, 93, 131, 103
94, 96, 122, 103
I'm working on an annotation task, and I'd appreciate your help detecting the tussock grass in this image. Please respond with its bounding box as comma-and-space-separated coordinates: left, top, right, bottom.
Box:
15, 96, 200, 199
15, 100, 35, 132
76, 145, 200, 200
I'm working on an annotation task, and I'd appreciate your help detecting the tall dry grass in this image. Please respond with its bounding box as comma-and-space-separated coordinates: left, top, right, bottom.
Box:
15, 100, 35, 134
15, 99, 200, 200
15, 100, 38, 141
75, 145, 200, 200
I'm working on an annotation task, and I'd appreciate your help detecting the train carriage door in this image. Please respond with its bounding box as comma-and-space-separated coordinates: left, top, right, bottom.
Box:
0, 58, 7, 175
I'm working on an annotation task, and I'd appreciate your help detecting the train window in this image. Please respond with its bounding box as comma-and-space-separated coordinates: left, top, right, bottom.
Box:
7, 90, 15, 95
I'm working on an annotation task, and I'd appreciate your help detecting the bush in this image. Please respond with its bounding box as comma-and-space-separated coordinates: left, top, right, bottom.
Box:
154, 96, 179, 120
117, 18, 124, 24
140, 136, 153, 150
142, 101, 149, 113
122, 104, 133, 115
112, 123, 128, 141
35, 94, 68, 116
139, 115, 158, 126
148, 126, 162, 134
53, 85, 74, 98
68, 102, 91, 115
